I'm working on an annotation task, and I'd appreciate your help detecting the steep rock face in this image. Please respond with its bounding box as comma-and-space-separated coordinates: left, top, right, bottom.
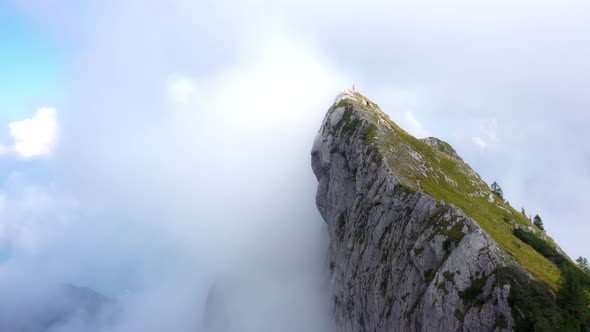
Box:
312, 91, 527, 331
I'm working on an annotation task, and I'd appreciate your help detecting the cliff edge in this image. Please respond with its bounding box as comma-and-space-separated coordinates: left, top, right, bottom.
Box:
311, 90, 589, 331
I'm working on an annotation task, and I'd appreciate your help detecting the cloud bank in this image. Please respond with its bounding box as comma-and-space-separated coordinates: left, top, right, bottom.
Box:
4, 1, 348, 331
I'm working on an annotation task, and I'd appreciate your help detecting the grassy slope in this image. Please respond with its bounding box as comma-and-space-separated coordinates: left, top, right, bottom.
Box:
332, 91, 565, 290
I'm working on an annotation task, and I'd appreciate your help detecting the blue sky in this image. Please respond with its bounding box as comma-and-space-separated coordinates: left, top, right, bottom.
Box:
0, 2, 63, 124
0, 3, 64, 272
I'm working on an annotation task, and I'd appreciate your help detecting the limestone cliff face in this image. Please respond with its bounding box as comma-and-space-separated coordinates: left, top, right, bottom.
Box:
311, 91, 531, 331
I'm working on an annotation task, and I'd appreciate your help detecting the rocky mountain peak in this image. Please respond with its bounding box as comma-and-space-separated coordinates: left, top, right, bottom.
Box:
311, 90, 590, 331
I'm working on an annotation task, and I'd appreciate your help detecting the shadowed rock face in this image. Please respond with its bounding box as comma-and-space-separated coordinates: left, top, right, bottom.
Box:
202, 282, 230, 332
311, 90, 520, 331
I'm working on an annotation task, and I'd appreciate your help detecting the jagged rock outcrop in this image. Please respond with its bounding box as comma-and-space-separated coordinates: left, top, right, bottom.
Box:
310, 90, 563, 331
202, 282, 231, 332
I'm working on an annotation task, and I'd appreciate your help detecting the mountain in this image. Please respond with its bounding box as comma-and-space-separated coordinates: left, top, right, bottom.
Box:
311, 90, 590, 331
0, 284, 117, 332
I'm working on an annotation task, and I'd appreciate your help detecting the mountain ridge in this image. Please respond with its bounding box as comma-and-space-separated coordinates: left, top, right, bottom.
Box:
311, 90, 590, 331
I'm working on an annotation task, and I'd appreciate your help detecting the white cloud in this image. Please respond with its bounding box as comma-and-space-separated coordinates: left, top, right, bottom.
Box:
472, 119, 498, 151
404, 111, 430, 138
166, 75, 195, 105
8, 108, 59, 158
472, 136, 488, 149
482, 119, 498, 141
0, 175, 78, 255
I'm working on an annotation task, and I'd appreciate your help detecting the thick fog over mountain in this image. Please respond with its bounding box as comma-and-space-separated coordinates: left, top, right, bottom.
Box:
2, 0, 590, 330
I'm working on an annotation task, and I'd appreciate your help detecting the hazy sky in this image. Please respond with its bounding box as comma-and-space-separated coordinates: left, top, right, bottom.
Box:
1, 0, 589, 330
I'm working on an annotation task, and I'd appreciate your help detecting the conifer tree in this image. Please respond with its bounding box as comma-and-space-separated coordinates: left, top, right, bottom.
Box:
490, 181, 504, 200
533, 214, 545, 232
577, 257, 590, 274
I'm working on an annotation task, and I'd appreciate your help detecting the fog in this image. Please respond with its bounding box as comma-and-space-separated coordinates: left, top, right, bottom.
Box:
3, 0, 590, 330
3, 1, 347, 331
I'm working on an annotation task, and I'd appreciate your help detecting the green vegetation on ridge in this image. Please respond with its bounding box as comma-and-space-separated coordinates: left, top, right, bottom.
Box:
328, 90, 590, 330
331, 91, 562, 288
